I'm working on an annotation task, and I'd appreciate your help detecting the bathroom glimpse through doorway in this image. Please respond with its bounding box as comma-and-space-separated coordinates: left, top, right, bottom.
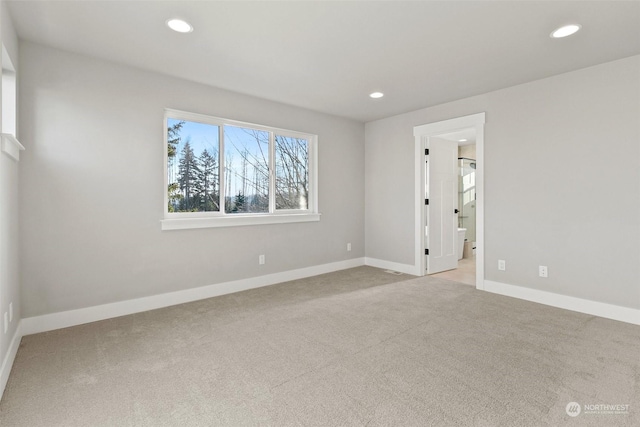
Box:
413, 113, 485, 290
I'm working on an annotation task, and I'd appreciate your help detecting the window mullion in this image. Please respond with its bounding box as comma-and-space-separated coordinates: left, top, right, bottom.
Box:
269, 131, 275, 213
219, 125, 226, 214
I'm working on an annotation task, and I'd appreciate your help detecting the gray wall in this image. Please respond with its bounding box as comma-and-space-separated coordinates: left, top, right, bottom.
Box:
19, 42, 365, 318
0, 0, 20, 376
365, 55, 640, 310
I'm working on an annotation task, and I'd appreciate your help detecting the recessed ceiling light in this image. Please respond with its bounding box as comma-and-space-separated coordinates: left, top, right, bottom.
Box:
459, 139, 467, 142
369, 92, 384, 99
550, 24, 581, 39
167, 19, 193, 33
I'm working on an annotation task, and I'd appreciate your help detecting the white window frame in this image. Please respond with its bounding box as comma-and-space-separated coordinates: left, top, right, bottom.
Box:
161, 109, 319, 230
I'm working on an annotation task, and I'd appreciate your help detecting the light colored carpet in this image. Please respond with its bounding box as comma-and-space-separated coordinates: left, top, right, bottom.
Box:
1, 266, 638, 426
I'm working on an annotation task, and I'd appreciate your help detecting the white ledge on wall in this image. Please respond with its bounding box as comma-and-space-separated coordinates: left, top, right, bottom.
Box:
1, 133, 25, 161
161, 213, 321, 230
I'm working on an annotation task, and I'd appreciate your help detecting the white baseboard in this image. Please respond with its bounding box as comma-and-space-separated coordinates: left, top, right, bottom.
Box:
22, 257, 366, 336
364, 257, 418, 276
484, 280, 640, 326
0, 320, 22, 402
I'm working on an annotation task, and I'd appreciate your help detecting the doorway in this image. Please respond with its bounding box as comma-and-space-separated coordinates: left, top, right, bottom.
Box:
413, 113, 485, 290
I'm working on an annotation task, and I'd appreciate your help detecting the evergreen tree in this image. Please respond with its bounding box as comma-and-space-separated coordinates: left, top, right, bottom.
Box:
167, 120, 185, 212
232, 192, 246, 213
167, 120, 184, 159
167, 183, 182, 212
177, 140, 199, 211
196, 149, 219, 211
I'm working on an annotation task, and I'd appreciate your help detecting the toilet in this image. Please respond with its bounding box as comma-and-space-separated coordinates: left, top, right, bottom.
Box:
457, 228, 466, 260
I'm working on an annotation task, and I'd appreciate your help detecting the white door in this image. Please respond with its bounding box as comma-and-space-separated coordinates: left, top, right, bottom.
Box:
426, 137, 458, 274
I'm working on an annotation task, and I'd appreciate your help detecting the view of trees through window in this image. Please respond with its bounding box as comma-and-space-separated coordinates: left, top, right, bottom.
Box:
167, 116, 311, 214
224, 125, 269, 213
167, 119, 220, 212
275, 135, 309, 210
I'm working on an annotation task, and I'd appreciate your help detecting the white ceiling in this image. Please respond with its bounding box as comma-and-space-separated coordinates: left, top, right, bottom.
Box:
6, 0, 640, 123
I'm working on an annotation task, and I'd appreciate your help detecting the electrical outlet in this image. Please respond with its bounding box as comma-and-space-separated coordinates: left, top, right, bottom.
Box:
539, 265, 548, 278
3, 313, 7, 333
9, 302, 12, 322
259, 254, 265, 265
498, 260, 506, 271
347, 243, 352, 252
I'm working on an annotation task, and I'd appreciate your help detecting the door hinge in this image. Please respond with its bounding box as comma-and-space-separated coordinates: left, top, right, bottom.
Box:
425, 199, 429, 205
425, 149, 429, 155
425, 249, 429, 255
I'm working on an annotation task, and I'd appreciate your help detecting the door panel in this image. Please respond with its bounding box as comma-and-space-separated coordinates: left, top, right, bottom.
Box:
427, 137, 458, 274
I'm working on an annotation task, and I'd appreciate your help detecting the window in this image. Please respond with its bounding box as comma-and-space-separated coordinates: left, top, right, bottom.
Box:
1, 44, 24, 162
224, 125, 269, 214
2, 45, 16, 137
162, 110, 319, 230
275, 135, 310, 210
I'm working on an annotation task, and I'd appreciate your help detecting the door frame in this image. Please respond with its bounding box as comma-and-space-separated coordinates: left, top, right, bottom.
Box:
413, 113, 486, 290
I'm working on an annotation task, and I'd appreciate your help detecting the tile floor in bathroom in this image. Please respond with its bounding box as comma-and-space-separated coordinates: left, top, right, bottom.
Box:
431, 255, 476, 286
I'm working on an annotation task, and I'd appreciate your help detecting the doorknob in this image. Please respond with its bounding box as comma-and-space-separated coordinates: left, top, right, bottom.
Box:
454, 209, 459, 214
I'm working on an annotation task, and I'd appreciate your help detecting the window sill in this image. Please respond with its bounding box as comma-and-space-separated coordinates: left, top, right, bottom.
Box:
1, 133, 25, 162
161, 213, 321, 231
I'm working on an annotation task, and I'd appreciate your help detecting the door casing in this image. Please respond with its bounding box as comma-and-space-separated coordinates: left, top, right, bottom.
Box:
413, 113, 485, 290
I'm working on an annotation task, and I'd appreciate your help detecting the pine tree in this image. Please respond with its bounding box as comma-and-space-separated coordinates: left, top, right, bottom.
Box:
196, 149, 219, 211
167, 120, 185, 212
177, 140, 200, 211
167, 120, 184, 159
167, 183, 182, 212
232, 192, 246, 213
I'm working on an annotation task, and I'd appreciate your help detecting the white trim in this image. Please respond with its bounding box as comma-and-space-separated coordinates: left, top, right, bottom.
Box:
414, 130, 425, 276
2, 45, 16, 73
1, 133, 24, 162
474, 123, 485, 290
269, 131, 276, 213
364, 257, 418, 276
164, 109, 315, 140
413, 114, 486, 136
161, 212, 321, 230
413, 113, 486, 291
0, 321, 22, 401
21, 258, 366, 336
484, 280, 640, 325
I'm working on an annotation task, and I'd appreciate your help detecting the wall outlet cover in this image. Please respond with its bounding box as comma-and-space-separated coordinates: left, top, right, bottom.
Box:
539, 266, 548, 278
